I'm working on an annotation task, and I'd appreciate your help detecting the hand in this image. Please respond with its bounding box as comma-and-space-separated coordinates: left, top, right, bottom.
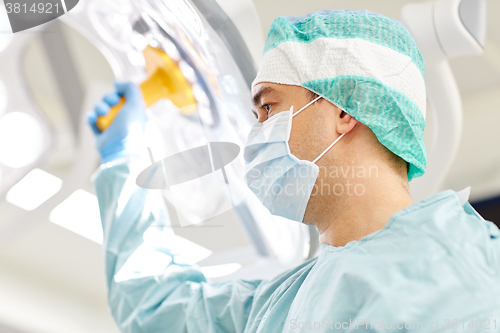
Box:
88, 82, 148, 163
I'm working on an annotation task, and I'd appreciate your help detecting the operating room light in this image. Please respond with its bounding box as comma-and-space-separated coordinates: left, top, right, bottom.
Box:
0, 112, 45, 168
88, 0, 134, 52
49, 189, 103, 244
6, 168, 62, 211
200, 263, 242, 278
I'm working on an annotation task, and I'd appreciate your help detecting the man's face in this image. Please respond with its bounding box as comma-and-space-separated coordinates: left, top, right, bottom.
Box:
251, 82, 359, 225
252, 82, 344, 163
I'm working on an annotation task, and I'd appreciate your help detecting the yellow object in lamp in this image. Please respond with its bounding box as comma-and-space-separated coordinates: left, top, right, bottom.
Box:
96, 46, 197, 132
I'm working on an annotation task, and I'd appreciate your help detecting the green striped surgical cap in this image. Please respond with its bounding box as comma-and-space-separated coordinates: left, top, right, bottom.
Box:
252, 10, 427, 181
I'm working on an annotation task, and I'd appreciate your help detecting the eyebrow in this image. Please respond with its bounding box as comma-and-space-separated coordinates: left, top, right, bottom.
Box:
252, 86, 277, 107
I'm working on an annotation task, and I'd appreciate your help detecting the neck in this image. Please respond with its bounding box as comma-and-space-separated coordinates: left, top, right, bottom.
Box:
312, 166, 413, 247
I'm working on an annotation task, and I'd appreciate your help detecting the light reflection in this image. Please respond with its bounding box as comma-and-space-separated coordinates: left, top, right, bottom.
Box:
49, 189, 103, 244
200, 263, 242, 278
6, 168, 62, 211
0, 112, 45, 168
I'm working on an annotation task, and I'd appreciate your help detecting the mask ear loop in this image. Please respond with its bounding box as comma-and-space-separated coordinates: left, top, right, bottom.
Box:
292, 96, 322, 118
312, 133, 346, 164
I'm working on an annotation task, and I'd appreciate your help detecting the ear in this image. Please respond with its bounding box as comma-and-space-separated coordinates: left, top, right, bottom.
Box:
336, 111, 357, 134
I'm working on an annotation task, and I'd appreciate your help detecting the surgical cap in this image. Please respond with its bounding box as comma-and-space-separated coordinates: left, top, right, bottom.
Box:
252, 10, 427, 181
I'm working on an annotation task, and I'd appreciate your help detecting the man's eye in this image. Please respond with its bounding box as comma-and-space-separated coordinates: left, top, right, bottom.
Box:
263, 104, 271, 113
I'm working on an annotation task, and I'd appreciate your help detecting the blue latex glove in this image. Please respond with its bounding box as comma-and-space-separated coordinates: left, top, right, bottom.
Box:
88, 82, 148, 163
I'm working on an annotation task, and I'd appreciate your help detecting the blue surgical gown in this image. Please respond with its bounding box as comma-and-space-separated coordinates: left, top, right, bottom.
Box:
94, 160, 500, 332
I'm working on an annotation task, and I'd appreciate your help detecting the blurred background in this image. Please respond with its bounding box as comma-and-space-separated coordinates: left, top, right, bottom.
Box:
0, 0, 498, 332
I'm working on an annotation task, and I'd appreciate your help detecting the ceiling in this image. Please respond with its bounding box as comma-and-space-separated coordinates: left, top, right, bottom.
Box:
0, 1, 498, 332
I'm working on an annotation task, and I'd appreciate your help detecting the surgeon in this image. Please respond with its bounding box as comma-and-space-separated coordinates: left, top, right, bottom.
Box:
88, 10, 500, 333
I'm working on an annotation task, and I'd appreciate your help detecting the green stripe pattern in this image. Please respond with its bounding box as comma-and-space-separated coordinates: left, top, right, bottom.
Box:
264, 10, 425, 77
261, 10, 427, 180
303, 76, 426, 180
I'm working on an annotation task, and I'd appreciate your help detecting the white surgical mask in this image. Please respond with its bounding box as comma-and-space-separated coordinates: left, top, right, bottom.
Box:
243, 97, 345, 222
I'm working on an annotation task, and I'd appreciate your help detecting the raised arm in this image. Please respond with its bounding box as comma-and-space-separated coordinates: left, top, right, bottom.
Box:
89, 82, 266, 333
94, 160, 265, 332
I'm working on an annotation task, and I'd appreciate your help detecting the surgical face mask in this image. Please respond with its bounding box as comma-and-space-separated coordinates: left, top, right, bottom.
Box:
244, 96, 345, 222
